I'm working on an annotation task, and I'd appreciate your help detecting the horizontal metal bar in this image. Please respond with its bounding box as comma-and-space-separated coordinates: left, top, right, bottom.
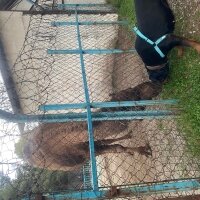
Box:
94, 110, 174, 121
26, 179, 200, 200
0, 109, 175, 123
23, 9, 117, 15
92, 100, 178, 107
39, 100, 178, 111
122, 179, 200, 195
40, 103, 86, 110
51, 21, 128, 26
45, 190, 105, 199
57, 3, 110, 8
47, 49, 136, 55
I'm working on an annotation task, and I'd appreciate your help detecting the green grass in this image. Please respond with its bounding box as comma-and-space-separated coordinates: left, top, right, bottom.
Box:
108, 0, 200, 156
107, 0, 136, 25
164, 49, 200, 156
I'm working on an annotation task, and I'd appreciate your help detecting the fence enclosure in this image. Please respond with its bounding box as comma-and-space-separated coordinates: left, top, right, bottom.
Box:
0, 1, 200, 200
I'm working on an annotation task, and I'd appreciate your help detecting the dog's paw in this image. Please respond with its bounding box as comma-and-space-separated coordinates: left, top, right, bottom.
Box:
126, 131, 133, 139
137, 143, 152, 157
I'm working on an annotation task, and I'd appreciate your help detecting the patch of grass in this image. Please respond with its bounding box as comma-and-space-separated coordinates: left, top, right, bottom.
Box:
107, 0, 136, 25
163, 48, 200, 156
108, 1, 200, 156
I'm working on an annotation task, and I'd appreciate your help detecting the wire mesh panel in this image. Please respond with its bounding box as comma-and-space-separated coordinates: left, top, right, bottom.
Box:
0, 1, 200, 200
11, 13, 121, 115
35, 0, 114, 13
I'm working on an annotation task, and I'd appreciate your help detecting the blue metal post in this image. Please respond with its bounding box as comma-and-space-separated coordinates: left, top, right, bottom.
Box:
74, 6, 98, 190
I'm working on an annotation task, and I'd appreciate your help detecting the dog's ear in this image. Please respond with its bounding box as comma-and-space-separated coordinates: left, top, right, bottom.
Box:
110, 88, 138, 102
137, 81, 162, 99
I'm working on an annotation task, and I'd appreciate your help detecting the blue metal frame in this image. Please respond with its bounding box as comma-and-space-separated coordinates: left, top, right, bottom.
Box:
51, 21, 129, 26
74, 6, 98, 190
45, 7, 200, 197
0, 109, 176, 123
10, 3, 199, 199
47, 48, 136, 55
39, 100, 178, 111
22, 179, 200, 200
58, 4, 111, 8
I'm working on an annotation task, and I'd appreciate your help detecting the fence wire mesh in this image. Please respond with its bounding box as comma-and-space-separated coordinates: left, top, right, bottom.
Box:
0, 0, 200, 200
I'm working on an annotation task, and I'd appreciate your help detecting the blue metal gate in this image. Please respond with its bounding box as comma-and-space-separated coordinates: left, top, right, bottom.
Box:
0, 2, 200, 200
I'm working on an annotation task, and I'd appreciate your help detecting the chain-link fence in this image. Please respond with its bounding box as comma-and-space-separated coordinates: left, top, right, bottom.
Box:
0, 1, 200, 200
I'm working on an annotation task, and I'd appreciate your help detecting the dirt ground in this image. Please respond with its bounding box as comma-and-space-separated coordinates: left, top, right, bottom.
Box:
168, 0, 200, 39
159, 195, 200, 200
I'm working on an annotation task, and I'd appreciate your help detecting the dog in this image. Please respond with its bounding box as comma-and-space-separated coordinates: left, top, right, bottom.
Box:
23, 127, 152, 172
133, 0, 200, 83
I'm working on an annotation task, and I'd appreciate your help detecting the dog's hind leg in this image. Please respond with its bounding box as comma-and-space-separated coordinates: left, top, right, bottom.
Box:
95, 131, 132, 146
96, 143, 152, 157
171, 35, 200, 54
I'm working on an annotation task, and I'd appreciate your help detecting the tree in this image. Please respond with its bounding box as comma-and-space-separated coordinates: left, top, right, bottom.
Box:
0, 171, 17, 200
0, 171, 10, 188
14, 137, 26, 159
13, 136, 84, 199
